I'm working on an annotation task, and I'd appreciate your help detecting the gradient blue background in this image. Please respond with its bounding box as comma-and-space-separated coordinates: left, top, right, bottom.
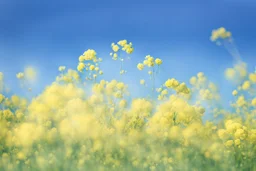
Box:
0, 0, 255, 106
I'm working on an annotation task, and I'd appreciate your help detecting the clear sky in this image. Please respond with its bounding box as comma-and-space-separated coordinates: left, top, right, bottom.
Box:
0, 0, 256, 105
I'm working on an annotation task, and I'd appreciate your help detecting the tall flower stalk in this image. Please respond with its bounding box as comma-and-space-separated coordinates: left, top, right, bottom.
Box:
137, 55, 163, 101
110, 40, 134, 80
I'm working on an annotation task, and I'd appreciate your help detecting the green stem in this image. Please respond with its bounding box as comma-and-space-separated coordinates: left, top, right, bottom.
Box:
152, 67, 155, 101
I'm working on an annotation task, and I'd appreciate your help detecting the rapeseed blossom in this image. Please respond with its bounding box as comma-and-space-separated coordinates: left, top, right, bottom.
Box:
210, 27, 232, 42
58, 66, 66, 72
16, 72, 24, 79
137, 63, 144, 70
110, 40, 134, 75
0, 28, 255, 171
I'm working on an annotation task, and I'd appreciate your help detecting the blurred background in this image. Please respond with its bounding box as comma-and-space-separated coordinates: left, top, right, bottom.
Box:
0, 0, 255, 107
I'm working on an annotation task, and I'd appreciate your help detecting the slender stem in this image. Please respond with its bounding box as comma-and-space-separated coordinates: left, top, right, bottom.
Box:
119, 51, 124, 81
152, 67, 155, 101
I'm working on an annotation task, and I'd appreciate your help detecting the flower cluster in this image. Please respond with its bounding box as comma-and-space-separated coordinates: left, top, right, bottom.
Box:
161, 78, 190, 100
75, 49, 103, 83
137, 55, 163, 99
137, 55, 162, 71
110, 40, 134, 75
210, 27, 232, 42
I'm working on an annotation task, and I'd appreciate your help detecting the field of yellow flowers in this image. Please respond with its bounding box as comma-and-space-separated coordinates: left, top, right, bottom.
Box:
0, 28, 256, 171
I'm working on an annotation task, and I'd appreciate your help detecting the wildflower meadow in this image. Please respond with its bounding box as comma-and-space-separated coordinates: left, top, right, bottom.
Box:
0, 27, 256, 171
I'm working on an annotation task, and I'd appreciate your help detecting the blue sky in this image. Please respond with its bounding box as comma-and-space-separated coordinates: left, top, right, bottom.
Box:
0, 0, 256, 105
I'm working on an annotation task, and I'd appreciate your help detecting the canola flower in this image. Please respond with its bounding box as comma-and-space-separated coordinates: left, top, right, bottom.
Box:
211, 27, 241, 61
140, 79, 145, 85
210, 27, 231, 42
110, 40, 134, 76
0, 29, 255, 171
75, 49, 103, 84
16, 72, 25, 79
137, 55, 163, 100
58, 66, 66, 72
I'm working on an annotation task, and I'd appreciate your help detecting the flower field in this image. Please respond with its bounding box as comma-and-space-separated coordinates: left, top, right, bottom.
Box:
0, 28, 256, 171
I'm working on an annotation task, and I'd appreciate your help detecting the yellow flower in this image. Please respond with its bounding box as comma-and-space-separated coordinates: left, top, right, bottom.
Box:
137, 63, 144, 70
249, 73, 256, 83
116, 82, 125, 90
234, 139, 241, 146
165, 78, 179, 88
165, 79, 173, 88
118, 40, 127, 46
147, 56, 154, 62
143, 60, 148, 65
95, 67, 99, 71
122, 43, 133, 53
158, 94, 164, 100
113, 53, 118, 58
99, 71, 103, 75
77, 63, 85, 72
112, 44, 119, 52
140, 79, 145, 85
17, 152, 26, 160
252, 98, 256, 106
79, 55, 85, 62
242, 80, 251, 90
235, 128, 246, 140
155, 58, 162, 65
225, 140, 234, 147
189, 76, 197, 85
146, 57, 155, 67
236, 95, 246, 107
16, 72, 25, 79
119, 99, 127, 108
217, 129, 228, 140
83, 49, 97, 60
197, 72, 204, 78
161, 89, 168, 96
89, 65, 95, 71
232, 90, 238, 96
147, 61, 154, 67
210, 27, 232, 41
114, 91, 123, 98
225, 68, 236, 80
58, 66, 66, 72
120, 70, 125, 75
126, 47, 134, 54
0, 94, 5, 103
